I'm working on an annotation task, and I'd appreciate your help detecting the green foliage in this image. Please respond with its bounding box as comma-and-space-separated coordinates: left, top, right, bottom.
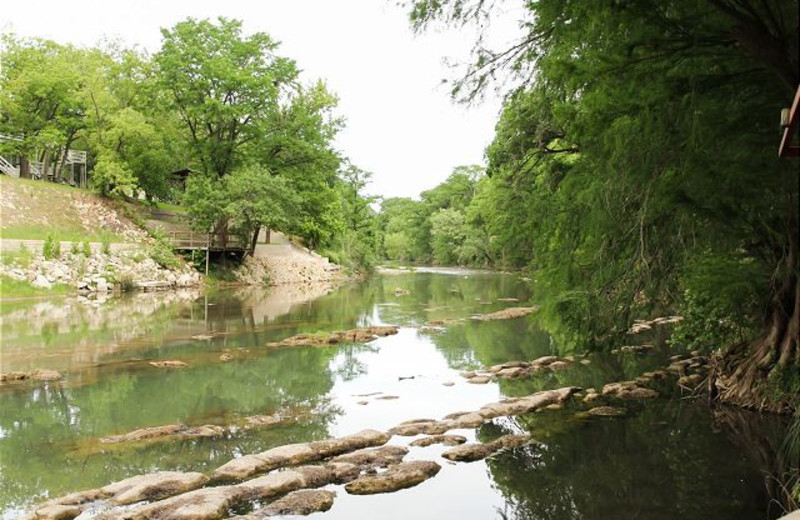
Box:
100, 237, 111, 256
43, 234, 60, 259
403, 0, 799, 357
69, 241, 80, 255
81, 240, 92, 257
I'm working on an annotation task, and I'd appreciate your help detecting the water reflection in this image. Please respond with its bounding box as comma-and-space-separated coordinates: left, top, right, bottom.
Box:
0, 272, 791, 520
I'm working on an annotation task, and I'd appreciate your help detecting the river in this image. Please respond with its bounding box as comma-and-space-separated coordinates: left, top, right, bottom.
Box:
0, 270, 789, 519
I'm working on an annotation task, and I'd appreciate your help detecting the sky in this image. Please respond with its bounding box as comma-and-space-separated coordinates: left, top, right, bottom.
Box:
1, 0, 517, 200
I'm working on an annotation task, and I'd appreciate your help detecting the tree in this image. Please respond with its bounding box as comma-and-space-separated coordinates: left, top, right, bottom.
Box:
407, 0, 799, 410
183, 165, 296, 256
156, 17, 299, 178
0, 36, 87, 180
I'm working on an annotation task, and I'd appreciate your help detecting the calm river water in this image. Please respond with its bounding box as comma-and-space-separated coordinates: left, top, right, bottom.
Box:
0, 270, 790, 519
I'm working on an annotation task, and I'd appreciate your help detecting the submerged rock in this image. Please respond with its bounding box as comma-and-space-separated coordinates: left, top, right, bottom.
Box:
344, 460, 441, 495
0, 369, 63, 383
100, 425, 224, 444
441, 434, 531, 463
27, 504, 82, 520
471, 307, 536, 321
265, 326, 398, 348
148, 360, 187, 368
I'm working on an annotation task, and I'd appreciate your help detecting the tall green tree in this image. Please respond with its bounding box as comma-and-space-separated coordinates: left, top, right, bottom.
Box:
156, 17, 299, 178
408, 0, 799, 409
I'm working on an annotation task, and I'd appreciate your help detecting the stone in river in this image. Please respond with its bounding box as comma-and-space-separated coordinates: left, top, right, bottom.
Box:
344, 460, 441, 495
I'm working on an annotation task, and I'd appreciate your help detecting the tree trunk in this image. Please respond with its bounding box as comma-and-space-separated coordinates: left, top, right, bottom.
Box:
248, 225, 261, 258
19, 156, 30, 179
712, 214, 799, 412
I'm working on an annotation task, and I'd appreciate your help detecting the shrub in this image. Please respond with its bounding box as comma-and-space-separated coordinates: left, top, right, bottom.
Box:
82, 240, 92, 257
117, 273, 137, 292
43, 234, 61, 260
101, 237, 111, 255
70, 241, 80, 255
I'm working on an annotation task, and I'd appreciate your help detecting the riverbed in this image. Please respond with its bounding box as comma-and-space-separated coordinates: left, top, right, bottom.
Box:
0, 270, 789, 519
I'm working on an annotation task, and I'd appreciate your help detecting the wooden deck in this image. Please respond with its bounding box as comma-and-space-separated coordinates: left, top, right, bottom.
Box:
167, 230, 247, 252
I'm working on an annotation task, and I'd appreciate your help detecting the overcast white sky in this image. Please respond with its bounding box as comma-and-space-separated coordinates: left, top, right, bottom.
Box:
1, 1, 517, 200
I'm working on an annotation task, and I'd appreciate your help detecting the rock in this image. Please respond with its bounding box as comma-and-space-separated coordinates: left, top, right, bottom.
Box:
356, 401, 368, 405
96, 278, 109, 292
544, 403, 563, 411
410, 435, 467, 447
1, 369, 62, 383
496, 367, 526, 378
441, 434, 531, 463
344, 460, 441, 495
459, 370, 477, 378
101, 471, 210, 505
388, 419, 450, 437
127, 485, 242, 520
582, 393, 601, 404
586, 406, 626, 417
219, 354, 233, 362
265, 326, 398, 348
580, 359, 591, 365
32, 274, 52, 289
30, 505, 81, 520
497, 298, 520, 302
212, 430, 390, 481
477, 387, 579, 419
149, 360, 187, 368
256, 489, 336, 517
530, 355, 558, 367
442, 381, 455, 387
678, 374, 703, 387
602, 381, 659, 400
100, 424, 224, 444
376, 395, 399, 400
466, 375, 492, 384
192, 334, 214, 341
548, 361, 570, 371
331, 445, 408, 467
471, 307, 536, 321
243, 415, 281, 428
393, 288, 410, 296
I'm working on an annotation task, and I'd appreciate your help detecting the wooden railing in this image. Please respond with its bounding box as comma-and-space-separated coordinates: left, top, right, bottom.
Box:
167, 230, 247, 251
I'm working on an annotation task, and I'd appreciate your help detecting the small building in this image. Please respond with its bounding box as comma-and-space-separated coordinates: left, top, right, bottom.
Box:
0, 134, 89, 187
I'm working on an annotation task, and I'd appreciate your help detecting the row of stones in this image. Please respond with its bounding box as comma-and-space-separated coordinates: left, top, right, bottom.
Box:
25, 387, 578, 520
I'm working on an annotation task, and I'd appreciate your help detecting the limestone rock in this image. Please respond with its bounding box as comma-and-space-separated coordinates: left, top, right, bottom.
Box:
149, 360, 187, 368
344, 460, 441, 495
331, 445, 408, 468
586, 406, 626, 417
101, 471, 209, 505
212, 430, 389, 481
602, 381, 659, 400
265, 326, 398, 348
471, 307, 536, 321
30, 505, 81, 520
410, 435, 467, 447
257, 489, 335, 517
100, 424, 224, 444
441, 434, 531, 463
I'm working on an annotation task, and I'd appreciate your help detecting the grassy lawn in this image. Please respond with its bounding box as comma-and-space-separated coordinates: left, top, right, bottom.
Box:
0, 176, 125, 242
0, 225, 122, 243
155, 201, 186, 213
0, 275, 72, 299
